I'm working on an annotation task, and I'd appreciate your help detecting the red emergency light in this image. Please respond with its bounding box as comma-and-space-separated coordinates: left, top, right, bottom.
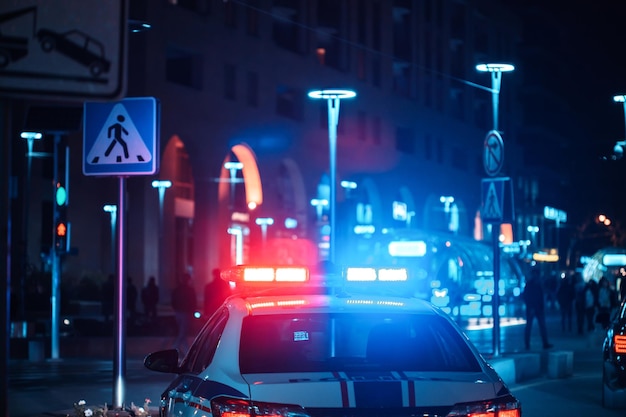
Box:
221, 265, 309, 285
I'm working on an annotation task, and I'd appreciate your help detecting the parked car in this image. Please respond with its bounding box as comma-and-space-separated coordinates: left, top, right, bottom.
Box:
602, 295, 626, 408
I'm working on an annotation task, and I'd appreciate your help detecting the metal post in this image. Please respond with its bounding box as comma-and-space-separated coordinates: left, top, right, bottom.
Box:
490, 71, 502, 132
308, 89, 356, 265
113, 177, 127, 409
327, 97, 339, 264
492, 225, 501, 357
50, 134, 61, 360
152, 180, 171, 287
104, 205, 117, 274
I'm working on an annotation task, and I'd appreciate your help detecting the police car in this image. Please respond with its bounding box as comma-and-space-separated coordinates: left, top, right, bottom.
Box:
602, 296, 626, 408
144, 264, 522, 417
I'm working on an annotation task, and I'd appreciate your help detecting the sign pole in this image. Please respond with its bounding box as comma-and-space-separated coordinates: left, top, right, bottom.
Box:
113, 176, 127, 409
492, 225, 501, 357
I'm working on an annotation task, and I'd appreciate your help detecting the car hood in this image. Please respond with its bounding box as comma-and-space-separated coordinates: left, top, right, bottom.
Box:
242, 371, 504, 407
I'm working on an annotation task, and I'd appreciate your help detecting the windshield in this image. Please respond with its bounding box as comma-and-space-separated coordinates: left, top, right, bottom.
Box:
239, 313, 481, 373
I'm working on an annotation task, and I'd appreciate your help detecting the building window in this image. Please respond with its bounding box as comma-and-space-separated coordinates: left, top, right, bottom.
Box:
372, 2, 381, 50
436, 136, 444, 164
357, 111, 367, 141
451, 147, 468, 171
276, 85, 303, 120
373, 116, 381, 145
396, 126, 414, 154
246, 0, 260, 36
166, 45, 203, 90
168, 0, 210, 15
246, 71, 258, 107
393, 62, 411, 97
224, 0, 237, 27
372, 58, 381, 87
357, 50, 367, 81
272, 1, 302, 53
224, 64, 236, 100
316, 0, 343, 71
424, 134, 432, 160
449, 87, 465, 120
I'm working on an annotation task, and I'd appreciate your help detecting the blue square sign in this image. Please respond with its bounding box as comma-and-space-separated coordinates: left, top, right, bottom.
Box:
83, 97, 159, 176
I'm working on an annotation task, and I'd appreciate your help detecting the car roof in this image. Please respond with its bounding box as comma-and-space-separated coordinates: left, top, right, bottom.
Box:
224, 287, 442, 317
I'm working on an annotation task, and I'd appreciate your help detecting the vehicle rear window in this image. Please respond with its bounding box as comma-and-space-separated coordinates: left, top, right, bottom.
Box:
239, 313, 481, 373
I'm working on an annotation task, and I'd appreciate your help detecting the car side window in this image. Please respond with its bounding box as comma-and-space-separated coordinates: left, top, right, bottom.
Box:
180, 307, 228, 374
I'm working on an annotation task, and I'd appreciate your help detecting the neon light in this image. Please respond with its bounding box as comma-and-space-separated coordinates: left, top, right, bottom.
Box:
388, 240, 426, 257
346, 299, 374, 305
603, 254, 626, 266
378, 268, 408, 281
346, 268, 377, 281
277, 299, 305, 307
244, 268, 274, 282
275, 268, 308, 282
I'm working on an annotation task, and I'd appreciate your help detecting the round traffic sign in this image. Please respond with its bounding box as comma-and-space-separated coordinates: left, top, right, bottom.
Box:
483, 130, 504, 177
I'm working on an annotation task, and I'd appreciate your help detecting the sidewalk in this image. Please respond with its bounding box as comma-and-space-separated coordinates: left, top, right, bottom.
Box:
483, 309, 607, 386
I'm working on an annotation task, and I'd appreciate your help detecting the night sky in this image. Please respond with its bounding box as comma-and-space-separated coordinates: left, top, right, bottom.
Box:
513, 1, 626, 237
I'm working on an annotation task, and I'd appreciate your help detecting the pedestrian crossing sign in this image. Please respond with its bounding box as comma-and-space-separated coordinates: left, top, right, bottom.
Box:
83, 97, 160, 176
481, 177, 514, 224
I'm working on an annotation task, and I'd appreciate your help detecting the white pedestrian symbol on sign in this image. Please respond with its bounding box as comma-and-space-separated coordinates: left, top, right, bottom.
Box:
483, 182, 502, 220
86, 103, 152, 164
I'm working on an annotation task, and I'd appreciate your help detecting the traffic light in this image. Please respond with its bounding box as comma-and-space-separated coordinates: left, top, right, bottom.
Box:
54, 180, 69, 254
54, 180, 67, 252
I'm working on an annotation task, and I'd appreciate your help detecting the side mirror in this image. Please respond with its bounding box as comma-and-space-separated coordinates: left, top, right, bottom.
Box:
144, 349, 181, 373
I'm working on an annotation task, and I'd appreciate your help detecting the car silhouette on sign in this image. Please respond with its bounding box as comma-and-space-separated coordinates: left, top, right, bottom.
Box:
36, 28, 110, 77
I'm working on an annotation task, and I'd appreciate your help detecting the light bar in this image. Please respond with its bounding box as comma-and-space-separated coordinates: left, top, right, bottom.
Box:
223, 265, 309, 284
388, 240, 427, 257
345, 267, 408, 282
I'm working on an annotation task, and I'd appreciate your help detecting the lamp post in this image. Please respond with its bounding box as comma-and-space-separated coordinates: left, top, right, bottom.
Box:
224, 161, 243, 210
610, 95, 626, 159
476, 63, 514, 358
475, 63, 515, 132
152, 180, 171, 286
19, 131, 43, 320
308, 89, 356, 264
255, 217, 274, 244
103, 205, 117, 274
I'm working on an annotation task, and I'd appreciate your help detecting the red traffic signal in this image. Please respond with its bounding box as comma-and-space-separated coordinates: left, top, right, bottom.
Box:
56, 222, 67, 237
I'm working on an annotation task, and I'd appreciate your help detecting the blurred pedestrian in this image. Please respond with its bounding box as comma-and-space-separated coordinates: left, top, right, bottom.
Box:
523, 269, 553, 350
204, 268, 230, 318
171, 272, 197, 354
127, 276, 138, 324
583, 279, 598, 332
101, 274, 115, 323
142, 276, 159, 322
556, 271, 576, 332
573, 272, 587, 334
596, 276, 618, 329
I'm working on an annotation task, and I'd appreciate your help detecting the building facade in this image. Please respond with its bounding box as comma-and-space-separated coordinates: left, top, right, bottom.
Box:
9, 0, 530, 309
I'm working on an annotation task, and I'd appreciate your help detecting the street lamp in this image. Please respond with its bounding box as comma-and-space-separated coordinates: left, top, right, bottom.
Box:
224, 161, 243, 210
610, 95, 626, 159
310, 198, 329, 222
308, 88, 356, 264
103, 204, 117, 274
19, 130, 43, 320
255, 217, 274, 243
152, 180, 172, 286
475, 63, 515, 132
476, 63, 514, 359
